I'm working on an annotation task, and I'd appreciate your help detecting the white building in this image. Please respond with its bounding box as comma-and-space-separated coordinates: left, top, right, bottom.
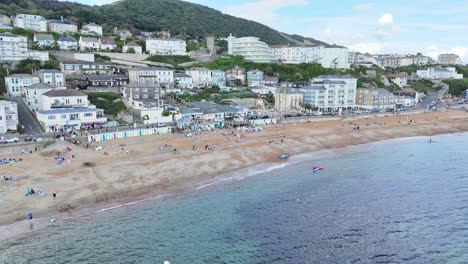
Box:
79, 37, 100, 51
348, 52, 377, 67
272, 45, 350, 69
0, 101, 18, 134
438, 54, 461, 65
99, 37, 117, 51
211, 70, 226, 87
34, 33, 54, 48
57, 36, 78, 50
225, 66, 246, 85
274, 87, 304, 111
299, 75, 357, 110
23, 83, 54, 112
123, 42, 142, 54
47, 18, 78, 34
34, 69, 65, 87
0, 33, 49, 62
386, 72, 408, 88
174, 73, 193, 89
81, 23, 103, 36
146, 38, 187, 56
185, 67, 212, 88
247, 69, 264, 87
4, 74, 40, 97
227, 34, 275, 63
12, 14, 47, 32
416, 67, 463, 80
128, 67, 174, 84
60, 60, 114, 75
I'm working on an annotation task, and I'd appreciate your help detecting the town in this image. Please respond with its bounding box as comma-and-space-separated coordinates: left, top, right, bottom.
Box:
0, 12, 467, 142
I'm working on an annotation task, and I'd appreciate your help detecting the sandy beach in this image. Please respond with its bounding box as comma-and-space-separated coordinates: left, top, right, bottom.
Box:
1, 110, 468, 228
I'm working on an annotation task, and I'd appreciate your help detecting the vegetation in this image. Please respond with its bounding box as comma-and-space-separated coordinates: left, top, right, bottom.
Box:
146, 55, 193, 66
178, 86, 258, 104
408, 79, 439, 94
87, 92, 126, 116
444, 79, 468, 96
0, 28, 35, 40
95, 54, 112, 62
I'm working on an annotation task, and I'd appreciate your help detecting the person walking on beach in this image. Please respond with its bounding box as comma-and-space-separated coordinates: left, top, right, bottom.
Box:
53, 192, 56, 199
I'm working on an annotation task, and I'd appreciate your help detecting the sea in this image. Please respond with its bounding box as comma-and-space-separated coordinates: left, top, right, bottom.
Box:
1, 133, 468, 263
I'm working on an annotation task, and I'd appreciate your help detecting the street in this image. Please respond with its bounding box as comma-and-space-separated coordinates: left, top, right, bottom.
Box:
10, 97, 44, 135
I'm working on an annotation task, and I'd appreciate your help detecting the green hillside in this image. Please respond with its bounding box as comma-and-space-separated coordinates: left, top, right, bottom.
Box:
0, 0, 328, 46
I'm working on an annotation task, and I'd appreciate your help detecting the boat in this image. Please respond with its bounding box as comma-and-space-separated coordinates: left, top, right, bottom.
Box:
312, 166, 324, 172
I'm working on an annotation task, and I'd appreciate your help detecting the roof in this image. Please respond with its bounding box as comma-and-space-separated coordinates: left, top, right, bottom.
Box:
131, 67, 174, 71
315, 75, 356, 80
264, 76, 279, 82
80, 37, 99, 43
6, 74, 36, 78
187, 101, 227, 114
36, 69, 62, 74
38, 108, 100, 115
124, 42, 140, 47
386, 72, 408, 78
60, 59, 113, 66
278, 87, 305, 94
188, 67, 210, 71
58, 36, 77, 42
86, 75, 128, 81
301, 85, 327, 91
34, 33, 54, 41
175, 73, 191, 78
124, 83, 160, 88
43, 89, 86, 97
100, 37, 116, 45
247, 69, 263, 74
0, 32, 25, 38
48, 19, 77, 26
147, 37, 185, 42
25, 83, 53, 90
179, 107, 203, 115
322, 80, 346, 85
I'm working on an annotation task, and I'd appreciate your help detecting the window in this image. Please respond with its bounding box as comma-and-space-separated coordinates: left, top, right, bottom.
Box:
48, 115, 56, 120
61, 114, 67, 119
84, 113, 93, 117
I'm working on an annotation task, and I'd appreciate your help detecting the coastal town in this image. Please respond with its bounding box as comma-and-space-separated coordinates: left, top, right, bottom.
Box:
2, 10, 468, 231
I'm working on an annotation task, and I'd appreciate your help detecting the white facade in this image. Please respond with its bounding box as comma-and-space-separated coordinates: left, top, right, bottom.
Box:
99, 37, 117, 51
81, 23, 103, 36
57, 37, 78, 50
4, 74, 40, 97
128, 67, 175, 84
13, 14, 47, 32
386, 72, 408, 88
23, 83, 54, 112
416, 67, 463, 80
36, 108, 107, 132
272, 45, 350, 69
185, 67, 212, 88
123, 42, 142, 54
146, 38, 187, 56
34, 34, 54, 48
79, 37, 100, 51
47, 19, 78, 34
174, 73, 193, 89
34, 69, 65, 87
0, 33, 48, 61
227, 34, 275, 63
438, 54, 461, 65
0, 101, 18, 134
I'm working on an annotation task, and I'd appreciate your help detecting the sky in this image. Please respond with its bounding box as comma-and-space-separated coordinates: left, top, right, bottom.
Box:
69, 0, 468, 62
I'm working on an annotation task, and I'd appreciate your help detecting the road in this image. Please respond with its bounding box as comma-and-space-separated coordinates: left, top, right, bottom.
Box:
421, 81, 449, 109
10, 97, 44, 136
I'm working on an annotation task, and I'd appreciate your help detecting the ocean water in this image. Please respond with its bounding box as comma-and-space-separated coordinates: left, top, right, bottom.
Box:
1, 133, 468, 263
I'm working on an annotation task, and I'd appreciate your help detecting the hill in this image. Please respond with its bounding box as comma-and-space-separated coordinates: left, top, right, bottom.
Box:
0, 0, 328, 46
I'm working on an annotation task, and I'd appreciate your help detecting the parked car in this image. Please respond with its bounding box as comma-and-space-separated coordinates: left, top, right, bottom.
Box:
0, 137, 19, 144
24, 137, 36, 142
312, 112, 323, 116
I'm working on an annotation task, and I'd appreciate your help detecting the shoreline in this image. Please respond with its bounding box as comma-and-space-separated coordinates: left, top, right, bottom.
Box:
1, 110, 468, 241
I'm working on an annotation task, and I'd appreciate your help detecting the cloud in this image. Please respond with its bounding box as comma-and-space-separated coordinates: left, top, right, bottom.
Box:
376, 13, 400, 37
348, 43, 383, 54
224, 0, 307, 28
352, 3, 376, 11
425, 45, 468, 62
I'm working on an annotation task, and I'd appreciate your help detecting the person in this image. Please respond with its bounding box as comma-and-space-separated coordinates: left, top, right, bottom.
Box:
53, 192, 57, 199
28, 213, 33, 220
30, 188, 35, 195
429, 138, 432, 144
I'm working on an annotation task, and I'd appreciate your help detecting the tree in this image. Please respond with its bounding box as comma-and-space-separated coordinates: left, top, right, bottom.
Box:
127, 47, 136, 54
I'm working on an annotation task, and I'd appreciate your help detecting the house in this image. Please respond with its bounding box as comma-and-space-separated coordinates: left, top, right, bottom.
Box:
23, 83, 55, 112
34, 69, 65, 87
57, 36, 78, 50
272, 44, 350, 69
386, 72, 408, 88
128, 67, 174, 85
0, 101, 18, 134
60, 60, 114, 75
438, 54, 461, 65
146, 38, 187, 56
187, 101, 226, 122
99, 37, 117, 51
185, 67, 212, 88
123, 42, 142, 54
47, 18, 78, 34
274, 87, 304, 111
34, 89, 106, 132
416, 67, 463, 80
174, 73, 193, 89
0, 33, 49, 62
81, 23, 103, 36
263, 76, 279, 86
227, 34, 275, 63
4, 74, 40, 97
79, 37, 100, 51
0, 15, 11, 27
122, 83, 162, 109
247, 69, 264, 87
211, 70, 226, 87
225, 66, 246, 85
12, 14, 47, 32
393, 89, 419, 108
356, 88, 396, 110
85, 75, 128, 87
34, 33, 54, 48
250, 85, 277, 97
115, 29, 132, 40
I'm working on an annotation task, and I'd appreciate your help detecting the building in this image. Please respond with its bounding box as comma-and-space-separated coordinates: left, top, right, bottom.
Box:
376, 53, 434, 68
128, 67, 174, 84
34, 69, 65, 87
57, 36, 78, 50
47, 18, 78, 34
174, 73, 193, 89
274, 87, 304, 111
34, 33, 54, 48
85, 75, 128, 87
146, 38, 187, 56
60, 60, 114, 75
4, 74, 40, 96
207, 36, 216, 55
416, 67, 463, 80
23, 83, 54, 112
0, 15, 11, 27
115, 30, 132, 40
386, 72, 408, 88
227, 34, 275, 63
34, 89, 107, 132
438, 54, 461, 65
81, 23, 103, 36
211, 70, 226, 87
12, 14, 47, 32
0, 33, 49, 62
79, 37, 100, 51
123, 42, 142, 54
0, 101, 18, 134
225, 66, 246, 85
247, 69, 264, 87
122, 82, 162, 108
99, 37, 117, 51
185, 67, 212, 88
356, 88, 396, 110
263, 76, 279, 86
272, 45, 350, 69
348, 52, 377, 67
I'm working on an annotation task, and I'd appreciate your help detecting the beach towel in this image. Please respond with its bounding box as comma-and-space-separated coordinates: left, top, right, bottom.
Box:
57, 159, 64, 165
66, 147, 73, 152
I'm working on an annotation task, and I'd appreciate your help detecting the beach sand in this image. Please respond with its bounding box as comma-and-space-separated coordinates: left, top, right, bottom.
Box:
1, 110, 468, 227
